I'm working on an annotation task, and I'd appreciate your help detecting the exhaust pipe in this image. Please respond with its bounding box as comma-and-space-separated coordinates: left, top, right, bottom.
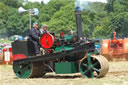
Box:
75, 10, 83, 40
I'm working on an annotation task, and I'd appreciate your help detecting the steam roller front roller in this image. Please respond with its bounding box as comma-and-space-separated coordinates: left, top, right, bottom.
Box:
13, 61, 46, 78
80, 54, 109, 78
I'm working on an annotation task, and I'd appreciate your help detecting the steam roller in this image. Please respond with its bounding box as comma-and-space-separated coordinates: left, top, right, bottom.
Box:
12, 9, 109, 79
12, 49, 109, 79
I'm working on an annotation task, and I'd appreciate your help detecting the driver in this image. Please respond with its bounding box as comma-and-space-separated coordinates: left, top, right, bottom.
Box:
28, 22, 41, 56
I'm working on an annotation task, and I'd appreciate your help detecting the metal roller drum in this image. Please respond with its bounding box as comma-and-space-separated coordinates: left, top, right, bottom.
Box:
13, 61, 46, 78
80, 54, 109, 78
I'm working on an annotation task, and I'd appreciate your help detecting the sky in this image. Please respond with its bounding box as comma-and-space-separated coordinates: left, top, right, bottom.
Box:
28, 0, 50, 4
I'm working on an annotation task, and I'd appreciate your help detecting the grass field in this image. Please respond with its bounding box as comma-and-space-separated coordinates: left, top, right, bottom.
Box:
0, 39, 12, 44
0, 61, 128, 85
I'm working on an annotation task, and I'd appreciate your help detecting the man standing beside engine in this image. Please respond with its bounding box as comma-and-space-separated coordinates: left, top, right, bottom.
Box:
28, 22, 41, 56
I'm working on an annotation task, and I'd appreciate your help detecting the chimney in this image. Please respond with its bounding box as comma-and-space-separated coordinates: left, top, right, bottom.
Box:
75, 10, 83, 40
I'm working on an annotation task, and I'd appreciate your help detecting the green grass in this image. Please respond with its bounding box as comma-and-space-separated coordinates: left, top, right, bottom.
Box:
0, 39, 12, 44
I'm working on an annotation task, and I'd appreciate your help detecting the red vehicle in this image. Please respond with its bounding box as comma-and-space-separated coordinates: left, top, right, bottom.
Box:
101, 32, 128, 61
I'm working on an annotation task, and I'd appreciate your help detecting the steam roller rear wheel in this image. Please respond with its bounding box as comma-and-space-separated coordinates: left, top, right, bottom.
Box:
13, 61, 46, 78
80, 54, 109, 78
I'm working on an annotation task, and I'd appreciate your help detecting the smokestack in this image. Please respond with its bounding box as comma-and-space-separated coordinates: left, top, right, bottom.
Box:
75, 9, 83, 40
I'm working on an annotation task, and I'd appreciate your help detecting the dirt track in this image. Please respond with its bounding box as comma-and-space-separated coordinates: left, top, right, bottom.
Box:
0, 61, 128, 85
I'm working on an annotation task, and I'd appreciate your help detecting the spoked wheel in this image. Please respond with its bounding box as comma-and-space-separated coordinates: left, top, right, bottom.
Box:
13, 61, 46, 79
80, 54, 109, 78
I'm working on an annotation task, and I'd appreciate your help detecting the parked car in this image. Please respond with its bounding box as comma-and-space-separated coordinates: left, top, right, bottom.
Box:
9, 35, 23, 41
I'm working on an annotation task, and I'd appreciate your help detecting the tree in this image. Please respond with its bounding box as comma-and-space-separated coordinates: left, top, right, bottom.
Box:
0, 2, 8, 37
23, 2, 42, 9
82, 2, 107, 37
93, 16, 113, 38
39, 0, 72, 23
0, 0, 22, 8
6, 7, 39, 36
106, 0, 115, 13
105, 0, 128, 38
0, 2, 8, 20
45, 1, 75, 34
111, 12, 128, 37
0, 0, 128, 39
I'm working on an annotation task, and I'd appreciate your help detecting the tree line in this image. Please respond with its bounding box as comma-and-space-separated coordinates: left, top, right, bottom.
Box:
0, 0, 128, 39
